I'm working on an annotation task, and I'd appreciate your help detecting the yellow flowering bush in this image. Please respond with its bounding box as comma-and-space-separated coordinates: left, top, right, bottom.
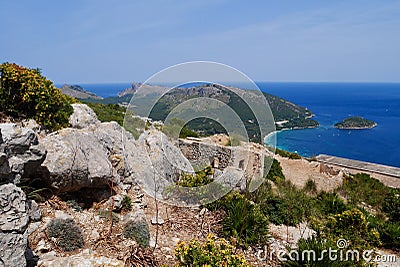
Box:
0, 62, 75, 131
175, 234, 250, 267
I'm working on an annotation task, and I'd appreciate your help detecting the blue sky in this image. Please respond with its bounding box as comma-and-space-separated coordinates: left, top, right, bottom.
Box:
1, 0, 400, 83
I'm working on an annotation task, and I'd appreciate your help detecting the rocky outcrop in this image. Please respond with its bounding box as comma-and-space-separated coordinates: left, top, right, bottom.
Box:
0, 183, 41, 267
41, 103, 194, 195
0, 123, 46, 184
39, 124, 121, 193
69, 104, 100, 129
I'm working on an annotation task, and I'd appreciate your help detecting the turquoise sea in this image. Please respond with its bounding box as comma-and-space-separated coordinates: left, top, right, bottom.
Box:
66, 82, 400, 168
260, 82, 400, 168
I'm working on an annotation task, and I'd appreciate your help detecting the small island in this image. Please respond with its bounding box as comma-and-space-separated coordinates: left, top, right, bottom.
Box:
334, 116, 377, 130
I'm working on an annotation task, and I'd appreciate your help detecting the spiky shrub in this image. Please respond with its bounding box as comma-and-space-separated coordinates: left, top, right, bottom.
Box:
377, 222, 400, 250
46, 218, 84, 251
0, 62, 75, 131
213, 191, 269, 246
175, 234, 250, 267
123, 220, 150, 247
303, 179, 317, 194
315, 192, 348, 216
339, 173, 388, 208
383, 188, 400, 222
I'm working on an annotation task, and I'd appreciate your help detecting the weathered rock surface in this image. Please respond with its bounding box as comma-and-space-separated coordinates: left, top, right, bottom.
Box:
0, 184, 31, 267
37, 249, 124, 267
69, 104, 100, 129
135, 130, 194, 199
41, 105, 194, 195
0, 123, 46, 184
39, 126, 114, 192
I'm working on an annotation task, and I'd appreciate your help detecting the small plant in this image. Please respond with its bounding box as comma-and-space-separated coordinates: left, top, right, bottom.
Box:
123, 220, 150, 247
175, 234, 250, 267
315, 192, 348, 216
84, 102, 126, 126
210, 191, 269, 246
177, 168, 213, 188
383, 188, 400, 222
303, 179, 317, 194
66, 199, 83, 212
264, 157, 285, 183
46, 218, 84, 251
121, 195, 133, 211
98, 209, 119, 223
377, 221, 400, 250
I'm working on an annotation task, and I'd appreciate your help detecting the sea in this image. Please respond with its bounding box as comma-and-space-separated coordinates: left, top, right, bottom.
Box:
64, 82, 400, 168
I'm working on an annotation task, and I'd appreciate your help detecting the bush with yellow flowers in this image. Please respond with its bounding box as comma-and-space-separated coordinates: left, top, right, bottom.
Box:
0, 62, 75, 131
175, 234, 250, 267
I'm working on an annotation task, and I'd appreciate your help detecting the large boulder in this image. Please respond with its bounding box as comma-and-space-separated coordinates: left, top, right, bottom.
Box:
69, 104, 100, 129
39, 118, 150, 193
0, 183, 39, 267
39, 126, 117, 193
0, 123, 46, 184
41, 104, 194, 195
134, 130, 194, 199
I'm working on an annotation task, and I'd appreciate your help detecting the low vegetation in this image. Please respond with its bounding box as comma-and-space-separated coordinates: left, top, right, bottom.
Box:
46, 218, 84, 251
214, 191, 269, 246
83, 102, 126, 126
123, 219, 150, 247
175, 234, 250, 267
275, 148, 302, 159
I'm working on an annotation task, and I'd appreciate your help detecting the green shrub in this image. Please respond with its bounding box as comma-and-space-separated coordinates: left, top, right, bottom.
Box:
162, 117, 199, 139
175, 234, 249, 267
0, 62, 74, 131
276, 148, 301, 159
323, 208, 381, 249
264, 157, 285, 183
84, 102, 125, 126
377, 221, 400, 250
66, 199, 83, 212
383, 188, 400, 222
303, 179, 317, 194
314, 192, 348, 216
339, 173, 388, 208
46, 218, 84, 251
212, 191, 269, 246
177, 168, 213, 188
121, 195, 133, 211
98, 209, 120, 223
123, 219, 150, 247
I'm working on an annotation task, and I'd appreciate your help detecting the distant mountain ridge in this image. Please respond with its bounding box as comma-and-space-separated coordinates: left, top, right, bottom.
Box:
60, 84, 103, 100
72, 82, 319, 142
